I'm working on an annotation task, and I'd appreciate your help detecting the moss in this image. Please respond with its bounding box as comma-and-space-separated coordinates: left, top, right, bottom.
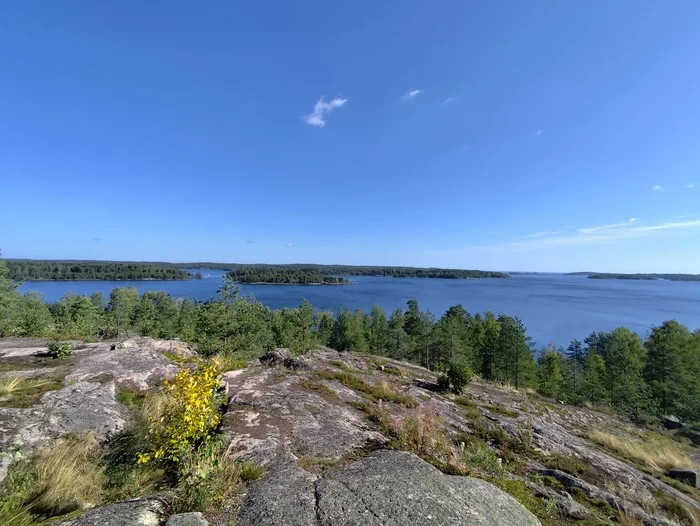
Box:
116, 387, 148, 408
653, 490, 698, 526
567, 487, 613, 515
485, 404, 519, 418
327, 360, 351, 371
297, 378, 342, 404
297, 456, 341, 474
0, 378, 63, 408
313, 371, 415, 407
541, 454, 589, 477
488, 479, 560, 526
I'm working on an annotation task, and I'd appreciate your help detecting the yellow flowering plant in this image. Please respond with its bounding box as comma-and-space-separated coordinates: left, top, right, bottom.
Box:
138, 363, 223, 464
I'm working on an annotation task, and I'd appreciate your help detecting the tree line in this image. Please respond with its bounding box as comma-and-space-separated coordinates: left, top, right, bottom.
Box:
182, 263, 509, 279
5, 260, 200, 281
1, 261, 698, 424
227, 268, 349, 285
567, 272, 700, 281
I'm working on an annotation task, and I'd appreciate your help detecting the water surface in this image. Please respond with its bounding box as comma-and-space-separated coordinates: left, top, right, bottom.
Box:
19, 273, 700, 348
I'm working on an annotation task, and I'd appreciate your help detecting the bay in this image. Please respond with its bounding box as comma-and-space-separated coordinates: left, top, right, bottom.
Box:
18, 272, 700, 348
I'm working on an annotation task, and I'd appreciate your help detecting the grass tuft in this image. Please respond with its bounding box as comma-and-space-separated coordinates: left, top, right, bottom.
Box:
588, 430, 695, 473
314, 370, 415, 406
0, 377, 63, 408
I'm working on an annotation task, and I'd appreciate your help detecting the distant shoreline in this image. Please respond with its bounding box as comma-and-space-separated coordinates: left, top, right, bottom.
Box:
566, 272, 700, 282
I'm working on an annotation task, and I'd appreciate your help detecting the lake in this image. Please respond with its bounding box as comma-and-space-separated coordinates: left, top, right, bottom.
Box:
18, 272, 700, 348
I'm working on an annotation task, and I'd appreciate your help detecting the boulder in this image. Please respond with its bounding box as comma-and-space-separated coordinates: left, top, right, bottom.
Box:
57, 497, 165, 525
667, 468, 698, 488
166, 512, 209, 526
238, 451, 542, 526
259, 349, 290, 367
662, 415, 682, 430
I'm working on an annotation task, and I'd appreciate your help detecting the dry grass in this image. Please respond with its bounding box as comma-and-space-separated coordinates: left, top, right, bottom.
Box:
615, 507, 644, 526
314, 370, 416, 407
0, 376, 26, 396
30, 434, 105, 516
588, 430, 695, 473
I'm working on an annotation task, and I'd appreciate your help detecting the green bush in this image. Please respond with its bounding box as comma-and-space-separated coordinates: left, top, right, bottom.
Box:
437, 374, 450, 392
47, 341, 73, 359
447, 360, 472, 394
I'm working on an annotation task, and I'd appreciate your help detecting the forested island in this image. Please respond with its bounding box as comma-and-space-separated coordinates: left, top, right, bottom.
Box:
183, 263, 509, 279
227, 268, 350, 285
5, 260, 201, 281
568, 272, 700, 281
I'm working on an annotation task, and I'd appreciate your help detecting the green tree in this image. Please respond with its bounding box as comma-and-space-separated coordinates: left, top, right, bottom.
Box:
107, 287, 140, 337
51, 294, 103, 338
537, 347, 562, 399
495, 315, 534, 388
644, 321, 695, 419
604, 327, 650, 421
387, 308, 408, 360
367, 305, 390, 356
333, 309, 367, 352
0, 261, 22, 337
136, 291, 178, 338
18, 292, 53, 336
313, 311, 335, 347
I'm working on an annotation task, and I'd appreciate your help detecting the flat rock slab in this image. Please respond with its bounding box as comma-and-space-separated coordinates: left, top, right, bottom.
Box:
57, 497, 166, 526
238, 451, 541, 526
166, 512, 209, 526
66, 347, 179, 389
668, 468, 698, 488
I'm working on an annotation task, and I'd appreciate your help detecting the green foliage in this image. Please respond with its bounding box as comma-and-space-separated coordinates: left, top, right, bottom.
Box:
47, 341, 73, 359
227, 267, 349, 284
314, 370, 415, 406
447, 359, 473, 394
541, 454, 588, 476
436, 374, 450, 391
5, 260, 195, 281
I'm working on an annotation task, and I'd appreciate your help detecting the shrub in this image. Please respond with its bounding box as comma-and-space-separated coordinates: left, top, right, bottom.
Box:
437, 374, 450, 392
447, 360, 472, 394
47, 341, 73, 359
138, 364, 223, 463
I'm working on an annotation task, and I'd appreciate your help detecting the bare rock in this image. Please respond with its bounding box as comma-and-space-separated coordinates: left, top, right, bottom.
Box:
662, 415, 682, 430
239, 450, 541, 526
57, 497, 166, 525
667, 468, 698, 488
166, 512, 209, 526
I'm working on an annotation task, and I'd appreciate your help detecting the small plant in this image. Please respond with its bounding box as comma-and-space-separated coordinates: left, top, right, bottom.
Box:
437, 374, 450, 392
138, 363, 223, 463
447, 360, 472, 394
47, 341, 73, 359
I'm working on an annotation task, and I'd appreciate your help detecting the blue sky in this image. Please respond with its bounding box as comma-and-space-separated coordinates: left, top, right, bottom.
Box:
1, 1, 699, 273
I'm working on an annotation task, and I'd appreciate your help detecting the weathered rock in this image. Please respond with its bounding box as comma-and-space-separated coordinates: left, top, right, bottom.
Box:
238, 453, 318, 526
65, 346, 179, 388
259, 348, 289, 366
0, 381, 126, 482
113, 338, 139, 349
166, 512, 209, 526
57, 497, 166, 525
667, 468, 698, 488
239, 451, 541, 526
662, 415, 682, 430
222, 368, 387, 465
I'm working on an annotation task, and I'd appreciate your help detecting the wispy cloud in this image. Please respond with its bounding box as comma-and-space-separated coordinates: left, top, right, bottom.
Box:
519, 231, 560, 239
464, 218, 700, 253
442, 97, 458, 105
534, 129, 544, 137
286, 242, 294, 248
246, 239, 255, 244
401, 89, 423, 101
303, 96, 347, 127
683, 182, 697, 188
652, 185, 664, 192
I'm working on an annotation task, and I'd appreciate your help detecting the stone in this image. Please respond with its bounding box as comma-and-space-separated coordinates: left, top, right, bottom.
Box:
238, 451, 541, 526
259, 348, 289, 367
662, 415, 682, 430
57, 497, 165, 525
667, 468, 698, 488
166, 512, 209, 526
113, 339, 138, 349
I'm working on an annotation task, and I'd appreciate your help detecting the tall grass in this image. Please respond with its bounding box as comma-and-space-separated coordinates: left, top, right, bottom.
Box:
588, 430, 694, 473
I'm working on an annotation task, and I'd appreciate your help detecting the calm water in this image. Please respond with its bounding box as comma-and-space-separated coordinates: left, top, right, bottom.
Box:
18, 273, 700, 348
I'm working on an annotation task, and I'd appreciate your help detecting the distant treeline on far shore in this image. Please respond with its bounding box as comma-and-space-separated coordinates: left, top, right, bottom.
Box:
567, 272, 700, 281
5, 260, 509, 283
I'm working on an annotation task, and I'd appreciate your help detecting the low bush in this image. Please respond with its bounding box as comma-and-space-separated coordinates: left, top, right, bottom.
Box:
47, 341, 73, 359
437, 374, 450, 392
447, 360, 472, 394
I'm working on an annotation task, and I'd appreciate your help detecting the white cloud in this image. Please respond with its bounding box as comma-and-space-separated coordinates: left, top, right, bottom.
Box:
442, 97, 458, 105
286, 242, 294, 247
303, 96, 347, 127
683, 183, 697, 188
652, 185, 664, 192
534, 129, 544, 136
401, 89, 423, 101
519, 231, 560, 239
464, 218, 700, 253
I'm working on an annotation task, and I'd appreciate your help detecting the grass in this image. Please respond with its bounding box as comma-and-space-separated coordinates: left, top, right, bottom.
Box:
115, 386, 148, 408
485, 404, 519, 418
297, 456, 342, 474
210, 353, 247, 372
328, 359, 351, 371
588, 429, 695, 473
313, 370, 416, 406
454, 396, 481, 419
297, 378, 343, 403
653, 490, 700, 526
540, 454, 589, 477
0, 377, 63, 408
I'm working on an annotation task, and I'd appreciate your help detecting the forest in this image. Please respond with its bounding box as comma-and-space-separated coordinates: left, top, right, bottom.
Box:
183, 263, 509, 279
568, 272, 700, 281
0, 260, 698, 424
227, 268, 350, 284
5, 260, 200, 281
